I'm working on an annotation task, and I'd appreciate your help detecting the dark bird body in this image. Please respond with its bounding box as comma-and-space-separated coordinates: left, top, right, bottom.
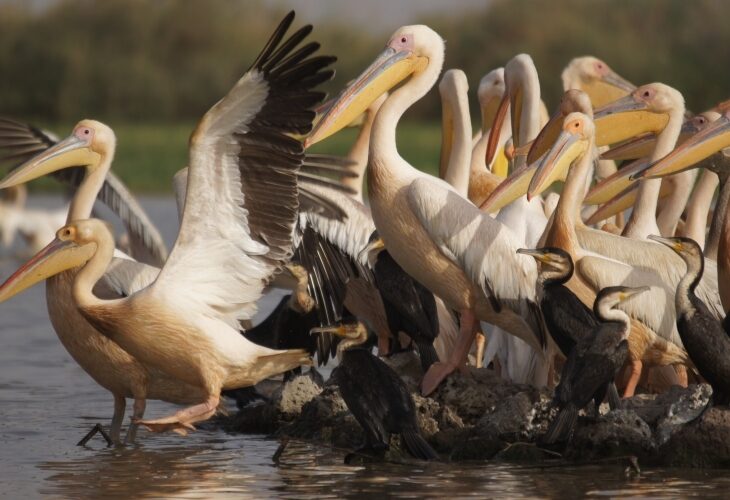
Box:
652, 236, 730, 405
373, 249, 440, 370
316, 324, 438, 461
544, 285, 646, 444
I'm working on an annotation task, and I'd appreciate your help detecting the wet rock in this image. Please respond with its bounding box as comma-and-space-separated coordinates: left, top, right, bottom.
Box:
658, 406, 730, 468
274, 373, 323, 416
655, 384, 712, 445
567, 410, 654, 461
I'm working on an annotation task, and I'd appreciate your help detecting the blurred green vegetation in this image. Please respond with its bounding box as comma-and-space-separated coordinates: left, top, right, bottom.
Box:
1, 0, 729, 192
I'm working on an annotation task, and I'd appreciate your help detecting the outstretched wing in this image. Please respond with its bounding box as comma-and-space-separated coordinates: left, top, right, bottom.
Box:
0, 117, 168, 266
155, 12, 336, 328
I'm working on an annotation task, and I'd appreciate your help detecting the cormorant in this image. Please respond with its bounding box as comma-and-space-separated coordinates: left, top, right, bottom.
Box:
650, 235, 730, 405
544, 285, 649, 444
518, 247, 621, 409
312, 322, 439, 461
366, 231, 440, 371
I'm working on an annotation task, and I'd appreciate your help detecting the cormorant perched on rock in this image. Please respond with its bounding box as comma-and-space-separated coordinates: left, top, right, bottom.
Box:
544, 285, 649, 444
516, 247, 598, 356
312, 322, 439, 461
518, 247, 622, 409
650, 235, 730, 405
365, 231, 440, 371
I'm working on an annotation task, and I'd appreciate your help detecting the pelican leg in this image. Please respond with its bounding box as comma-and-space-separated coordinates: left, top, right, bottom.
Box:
109, 394, 126, 445
124, 398, 146, 444
135, 395, 219, 436
623, 359, 643, 397
474, 331, 486, 368
421, 308, 477, 396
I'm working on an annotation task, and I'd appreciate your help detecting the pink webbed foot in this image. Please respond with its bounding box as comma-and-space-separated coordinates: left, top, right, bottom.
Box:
134, 396, 219, 436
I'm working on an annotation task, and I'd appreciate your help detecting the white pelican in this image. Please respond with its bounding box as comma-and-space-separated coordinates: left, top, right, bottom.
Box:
306, 26, 547, 395
0, 12, 341, 435
438, 69, 471, 197
0, 118, 168, 266
561, 56, 635, 108
0, 185, 66, 254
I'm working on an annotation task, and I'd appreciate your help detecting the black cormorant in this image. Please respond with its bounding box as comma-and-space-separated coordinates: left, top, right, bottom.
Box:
544, 285, 649, 444
312, 322, 439, 461
650, 235, 730, 405
366, 231, 440, 371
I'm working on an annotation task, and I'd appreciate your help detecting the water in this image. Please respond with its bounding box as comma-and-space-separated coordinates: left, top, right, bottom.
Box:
0, 195, 728, 498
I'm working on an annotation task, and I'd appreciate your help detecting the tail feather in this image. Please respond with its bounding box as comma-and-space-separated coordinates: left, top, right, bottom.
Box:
416, 342, 439, 372
544, 405, 578, 444
401, 429, 439, 461
607, 382, 622, 411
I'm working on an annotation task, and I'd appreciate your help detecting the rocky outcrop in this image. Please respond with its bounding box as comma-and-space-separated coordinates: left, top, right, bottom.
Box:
224, 354, 730, 467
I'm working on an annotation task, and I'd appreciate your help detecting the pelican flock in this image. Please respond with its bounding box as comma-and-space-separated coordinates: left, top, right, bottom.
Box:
1, 11, 730, 465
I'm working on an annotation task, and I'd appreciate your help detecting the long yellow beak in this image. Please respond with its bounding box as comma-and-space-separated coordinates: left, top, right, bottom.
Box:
601, 116, 705, 161
479, 162, 536, 212
585, 180, 672, 225
593, 95, 669, 147
305, 47, 427, 147
526, 110, 564, 165
635, 113, 730, 179
528, 130, 587, 200
583, 158, 650, 205
0, 135, 98, 189
583, 72, 636, 109
0, 237, 95, 302
485, 92, 511, 167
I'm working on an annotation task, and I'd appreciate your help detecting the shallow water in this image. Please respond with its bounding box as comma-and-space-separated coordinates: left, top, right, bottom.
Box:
1, 195, 728, 498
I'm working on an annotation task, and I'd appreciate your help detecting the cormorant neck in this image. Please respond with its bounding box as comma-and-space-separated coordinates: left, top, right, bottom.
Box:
595, 304, 631, 340
542, 260, 574, 286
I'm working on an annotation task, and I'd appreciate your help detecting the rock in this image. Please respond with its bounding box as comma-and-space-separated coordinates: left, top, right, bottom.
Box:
274, 373, 323, 416
567, 410, 654, 461
658, 406, 730, 467
655, 384, 712, 445
381, 351, 423, 392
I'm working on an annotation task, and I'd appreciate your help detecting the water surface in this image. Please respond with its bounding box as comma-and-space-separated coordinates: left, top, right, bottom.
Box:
1, 195, 728, 498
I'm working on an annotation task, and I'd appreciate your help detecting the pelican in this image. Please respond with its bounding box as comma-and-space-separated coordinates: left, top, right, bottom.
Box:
0, 12, 345, 435
0, 185, 67, 254
561, 56, 636, 108
634, 108, 730, 312
0, 118, 168, 266
438, 69, 471, 197
306, 26, 547, 395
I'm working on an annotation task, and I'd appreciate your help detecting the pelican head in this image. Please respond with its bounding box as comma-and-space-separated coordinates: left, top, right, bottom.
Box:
0, 219, 110, 302
633, 110, 730, 180
0, 120, 114, 189
477, 68, 505, 131
527, 112, 593, 200
561, 56, 635, 108
305, 25, 441, 147
593, 83, 683, 146
517, 247, 574, 284
486, 54, 540, 166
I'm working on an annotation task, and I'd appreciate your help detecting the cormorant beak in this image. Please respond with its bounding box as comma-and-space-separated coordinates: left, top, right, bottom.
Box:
0, 134, 98, 189
310, 323, 363, 339
583, 71, 636, 109
583, 158, 650, 205
0, 236, 95, 302
516, 248, 551, 264
593, 95, 669, 147
305, 47, 427, 147
527, 129, 587, 200
619, 286, 651, 302
357, 237, 385, 264
632, 113, 730, 180
648, 234, 684, 253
